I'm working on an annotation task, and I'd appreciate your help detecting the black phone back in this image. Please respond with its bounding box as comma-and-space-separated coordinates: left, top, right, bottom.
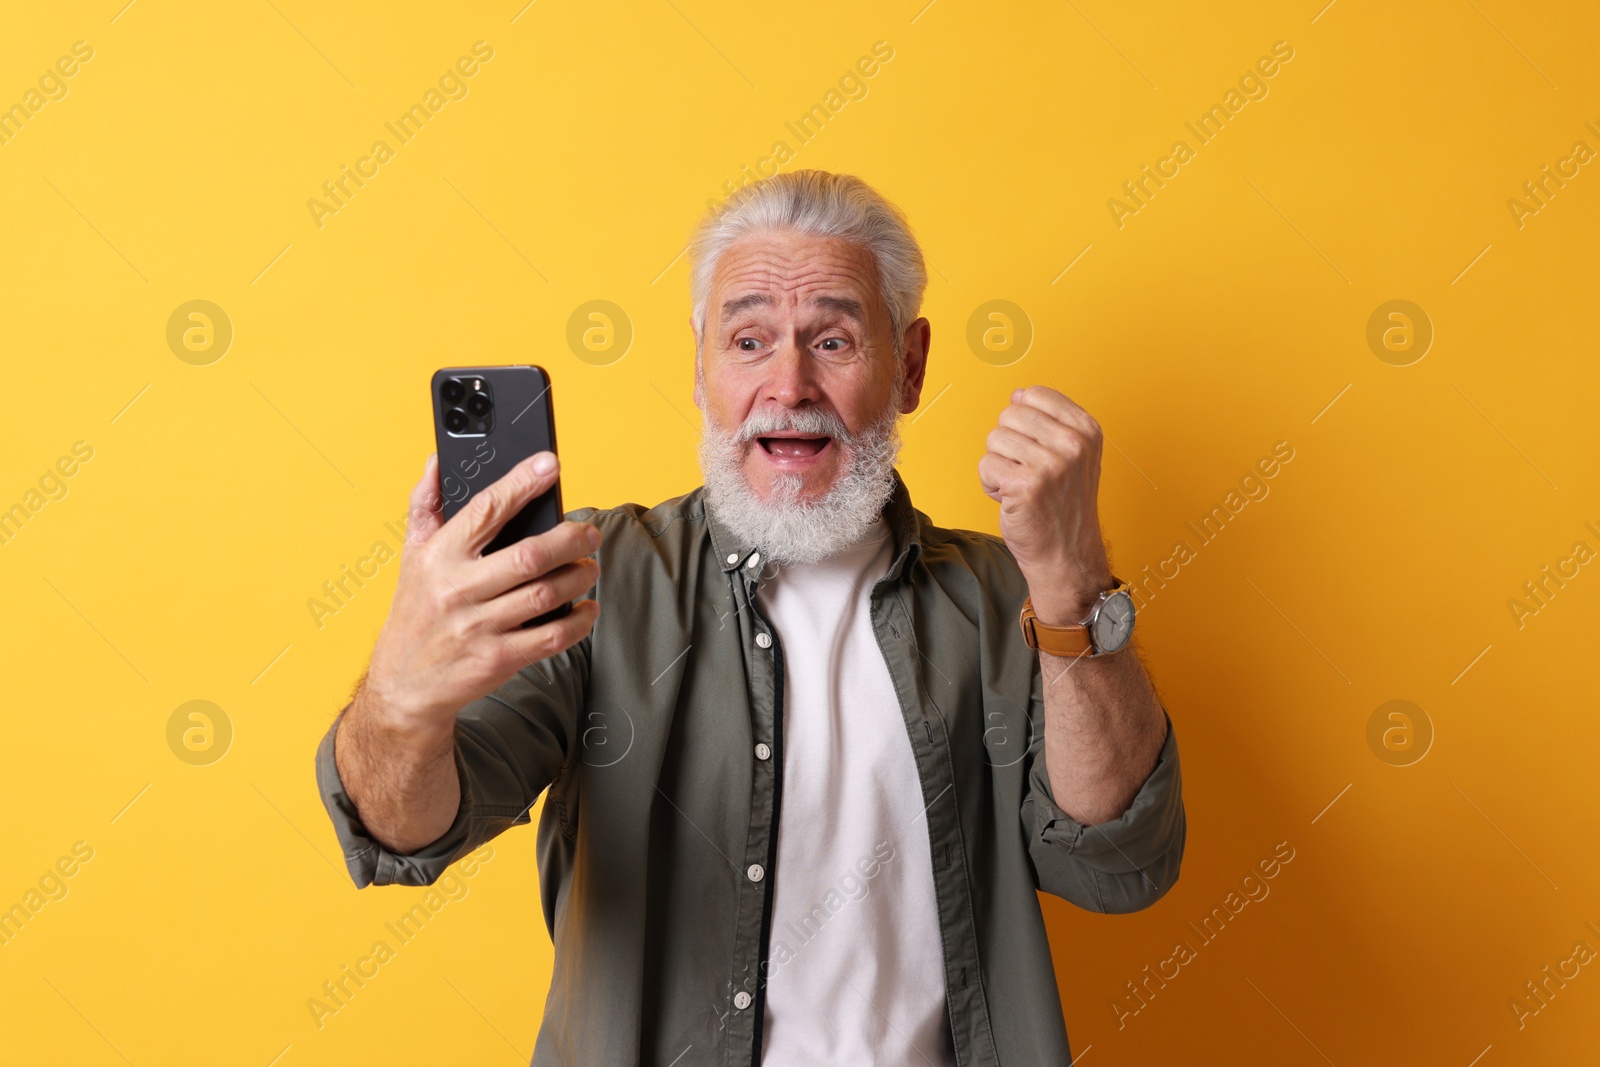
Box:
431, 365, 569, 626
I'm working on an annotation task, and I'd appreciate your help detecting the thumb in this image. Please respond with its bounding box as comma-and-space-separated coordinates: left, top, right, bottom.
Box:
404, 453, 446, 546
977, 453, 1005, 503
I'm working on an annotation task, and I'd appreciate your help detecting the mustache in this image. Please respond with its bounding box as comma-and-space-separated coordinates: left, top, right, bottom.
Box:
733, 407, 852, 443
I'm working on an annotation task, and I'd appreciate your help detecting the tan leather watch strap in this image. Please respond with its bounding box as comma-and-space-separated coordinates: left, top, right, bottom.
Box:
1018, 595, 1094, 658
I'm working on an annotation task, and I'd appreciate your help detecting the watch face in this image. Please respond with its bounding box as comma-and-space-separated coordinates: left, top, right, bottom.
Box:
1091, 590, 1136, 653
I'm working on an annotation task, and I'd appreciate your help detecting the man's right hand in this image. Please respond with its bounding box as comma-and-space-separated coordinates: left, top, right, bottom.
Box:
366, 450, 601, 741
333, 450, 599, 855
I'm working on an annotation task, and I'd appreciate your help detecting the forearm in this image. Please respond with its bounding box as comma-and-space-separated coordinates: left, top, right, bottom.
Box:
1038, 642, 1167, 826
333, 679, 462, 855
981, 384, 1172, 827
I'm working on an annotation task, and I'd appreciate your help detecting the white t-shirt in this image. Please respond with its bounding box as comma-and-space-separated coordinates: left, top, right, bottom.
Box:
756, 519, 954, 1066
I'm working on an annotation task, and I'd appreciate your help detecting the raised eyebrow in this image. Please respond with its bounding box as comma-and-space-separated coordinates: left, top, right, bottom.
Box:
810, 295, 864, 321
720, 293, 773, 321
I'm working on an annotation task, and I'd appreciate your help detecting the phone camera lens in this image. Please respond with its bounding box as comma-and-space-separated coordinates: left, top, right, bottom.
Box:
441, 379, 466, 404
444, 408, 469, 432
466, 392, 492, 417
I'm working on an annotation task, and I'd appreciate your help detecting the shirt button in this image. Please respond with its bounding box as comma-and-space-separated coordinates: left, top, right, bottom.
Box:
747, 863, 765, 883
755, 632, 772, 649
754, 743, 771, 761
734, 991, 752, 1010
726, 553, 739, 565
746, 552, 761, 569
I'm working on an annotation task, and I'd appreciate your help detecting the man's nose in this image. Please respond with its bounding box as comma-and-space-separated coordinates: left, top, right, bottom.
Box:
763, 337, 822, 408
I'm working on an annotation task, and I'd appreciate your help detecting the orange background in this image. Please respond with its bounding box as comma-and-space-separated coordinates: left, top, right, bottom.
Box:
1, 1, 1596, 1063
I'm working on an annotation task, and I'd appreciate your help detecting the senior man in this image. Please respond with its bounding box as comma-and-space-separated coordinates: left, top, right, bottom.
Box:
315, 169, 1184, 1066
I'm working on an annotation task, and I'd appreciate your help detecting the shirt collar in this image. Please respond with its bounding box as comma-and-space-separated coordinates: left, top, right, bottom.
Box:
705, 468, 923, 579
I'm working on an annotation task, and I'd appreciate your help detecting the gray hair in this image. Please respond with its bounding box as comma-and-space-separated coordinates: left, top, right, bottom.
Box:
688, 170, 929, 361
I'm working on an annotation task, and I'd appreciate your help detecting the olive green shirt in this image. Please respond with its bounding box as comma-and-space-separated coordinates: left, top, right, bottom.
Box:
314, 471, 1186, 1066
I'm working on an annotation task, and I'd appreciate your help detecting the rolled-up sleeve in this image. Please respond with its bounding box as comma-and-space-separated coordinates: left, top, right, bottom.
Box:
314, 639, 590, 889
1020, 709, 1185, 914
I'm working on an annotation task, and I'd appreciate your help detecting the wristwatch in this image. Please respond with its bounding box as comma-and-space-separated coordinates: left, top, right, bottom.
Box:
1018, 578, 1136, 658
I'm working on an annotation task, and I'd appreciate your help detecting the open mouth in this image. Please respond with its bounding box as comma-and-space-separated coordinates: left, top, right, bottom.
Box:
756, 434, 832, 460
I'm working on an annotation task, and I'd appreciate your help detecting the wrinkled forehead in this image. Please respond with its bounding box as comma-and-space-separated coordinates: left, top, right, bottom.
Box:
708, 231, 884, 329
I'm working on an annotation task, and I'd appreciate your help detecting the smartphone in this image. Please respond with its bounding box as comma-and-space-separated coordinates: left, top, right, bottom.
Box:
430, 365, 570, 628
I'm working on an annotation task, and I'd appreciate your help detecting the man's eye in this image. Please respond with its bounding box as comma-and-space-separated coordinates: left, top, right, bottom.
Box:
818, 338, 847, 352
737, 338, 762, 351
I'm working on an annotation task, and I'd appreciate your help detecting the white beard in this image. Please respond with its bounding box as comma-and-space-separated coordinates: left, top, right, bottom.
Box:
699, 402, 902, 566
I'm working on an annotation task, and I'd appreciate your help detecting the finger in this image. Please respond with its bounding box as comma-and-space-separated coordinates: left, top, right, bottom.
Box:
984, 425, 1057, 470
482, 558, 599, 630
436, 451, 560, 559
405, 453, 446, 547
504, 598, 600, 663
468, 519, 601, 600
977, 451, 1019, 502
1011, 386, 1099, 436
997, 402, 1086, 453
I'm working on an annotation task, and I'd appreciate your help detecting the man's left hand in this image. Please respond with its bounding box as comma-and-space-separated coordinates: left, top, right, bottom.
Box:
978, 385, 1114, 625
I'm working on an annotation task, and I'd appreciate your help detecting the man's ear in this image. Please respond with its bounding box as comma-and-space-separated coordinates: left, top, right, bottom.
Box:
898, 317, 932, 415
690, 313, 705, 410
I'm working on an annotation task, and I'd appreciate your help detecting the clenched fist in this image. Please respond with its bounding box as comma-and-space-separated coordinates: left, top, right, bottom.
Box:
978, 385, 1114, 625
